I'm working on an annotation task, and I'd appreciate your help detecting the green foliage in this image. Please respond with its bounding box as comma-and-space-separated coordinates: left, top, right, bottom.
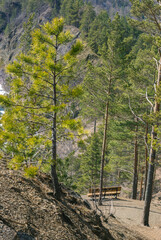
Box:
79, 12, 149, 194
20, 13, 35, 53
87, 11, 110, 53
1, 0, 161, 197
0, 17, 83, 176
130, 0, 161, 47
24, 165, 39, 177
80, 3, 96, 38
60, 0, 84, 27
75, 132, 102, 192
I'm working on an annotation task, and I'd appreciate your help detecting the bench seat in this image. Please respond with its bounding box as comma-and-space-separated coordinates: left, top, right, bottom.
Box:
87, 186, 121, 198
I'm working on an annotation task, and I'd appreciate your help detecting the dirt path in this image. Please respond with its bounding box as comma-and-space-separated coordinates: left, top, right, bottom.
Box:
82, 196, 161, 240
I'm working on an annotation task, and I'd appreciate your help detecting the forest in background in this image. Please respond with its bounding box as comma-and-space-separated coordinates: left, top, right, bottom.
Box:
0, 0, 161, 226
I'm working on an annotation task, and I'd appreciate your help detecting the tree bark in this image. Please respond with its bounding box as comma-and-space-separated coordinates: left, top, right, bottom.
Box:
94, 119, 97, 134
143, 52, 161, 226
98, 101, 109, 205
51, 36, 61, 200
98, 77, 112, 206
143, 122, 148, 200
139, 167, 144, 200
132, 118, 138, 199
142, 140, 156, 226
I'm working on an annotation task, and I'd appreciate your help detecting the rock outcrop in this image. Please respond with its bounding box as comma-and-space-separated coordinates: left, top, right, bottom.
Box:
0, 2, 53, 90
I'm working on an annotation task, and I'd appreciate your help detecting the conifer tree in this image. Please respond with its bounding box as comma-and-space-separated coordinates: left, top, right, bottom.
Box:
80, 3, 96, 38
130, 0, 161, 226
53, 0, 61, 13
87, 11, 110, 53
81, 14, 132, 205
127, 32, 158, 200
0, 17, 83, 200
60, 0, 83, 28
77, 132, 102, 191
20, 13, 35, 53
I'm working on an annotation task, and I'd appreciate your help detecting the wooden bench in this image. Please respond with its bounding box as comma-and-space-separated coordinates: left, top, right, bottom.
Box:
87, 186, 121, 199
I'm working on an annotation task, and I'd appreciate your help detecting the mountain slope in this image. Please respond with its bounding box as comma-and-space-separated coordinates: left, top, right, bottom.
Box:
0, 162, 147, 240
0, 162, 113, 240
88, 0, 131, 16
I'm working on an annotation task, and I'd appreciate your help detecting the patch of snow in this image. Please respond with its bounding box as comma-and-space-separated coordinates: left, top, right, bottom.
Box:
0, 84, 6, 115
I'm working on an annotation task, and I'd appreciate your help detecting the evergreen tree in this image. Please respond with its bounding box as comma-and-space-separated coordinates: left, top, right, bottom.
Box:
76, 132, 102, 192
0, 17, 83, 200
130, 0, 161, 226
81, 14, 131, 204
20, 13, 35, 53
60, 0, 84, 28
127, 33, 158, 199
87, 11, 110, 53
80, 12, 143, 203
53, 0, 61, 13
80, 3, 96, 38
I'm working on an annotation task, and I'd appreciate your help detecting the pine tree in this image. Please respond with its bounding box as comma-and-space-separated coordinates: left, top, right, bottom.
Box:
20, 13, 35, 53
130, 0, 161, 226
87, 11, 110, 53
81, 14, 133, 205
60, 0, 84, 27
0, 17, 83, 200
80, 3, 96, 38
127, 32, 158, 200
77, 132, 102, 192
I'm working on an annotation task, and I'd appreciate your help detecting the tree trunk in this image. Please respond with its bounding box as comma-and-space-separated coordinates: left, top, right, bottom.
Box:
51, 37, 61, 200
51, 110, 61, 200
98, 101, 109, 205
98, 75, 112, 206
142, 140, 156, 226
143, 52, 161, 226
94, 119, 97, 134
139, 167, 144, 200
132, 118, 138, 199
143, 122, 148, 200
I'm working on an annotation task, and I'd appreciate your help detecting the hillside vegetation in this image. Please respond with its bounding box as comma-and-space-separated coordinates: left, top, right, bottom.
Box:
0, 0, 161, 231
0, 161, 148, 240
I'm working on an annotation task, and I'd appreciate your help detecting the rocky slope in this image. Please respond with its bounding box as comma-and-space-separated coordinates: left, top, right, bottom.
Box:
88, 0, 131, 16
0, 0, 131, 90
0, 2, 53, 88
0, 161, 113, 240
0, 161, 147, 240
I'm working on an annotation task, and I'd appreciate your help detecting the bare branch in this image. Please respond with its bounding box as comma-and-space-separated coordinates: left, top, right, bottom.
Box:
146, 88, 153, 108
128, 96, 145, 124
153, 57, 159, 70
117, 168, 133, 175
143, 135, 150, 157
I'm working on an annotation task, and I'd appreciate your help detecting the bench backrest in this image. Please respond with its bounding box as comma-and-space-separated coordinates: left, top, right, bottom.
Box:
89, 186, 121, 194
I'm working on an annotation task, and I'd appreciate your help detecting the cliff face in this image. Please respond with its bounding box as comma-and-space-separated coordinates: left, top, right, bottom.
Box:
0, 2, 53, 88
87, 0, 131, 16
0, 0, 131, 88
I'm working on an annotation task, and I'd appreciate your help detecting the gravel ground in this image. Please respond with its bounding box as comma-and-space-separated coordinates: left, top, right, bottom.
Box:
82, 196, 161, 240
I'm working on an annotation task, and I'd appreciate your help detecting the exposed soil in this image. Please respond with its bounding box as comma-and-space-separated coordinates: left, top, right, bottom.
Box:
0, 160, 156, 240
0, 164, 112, 239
